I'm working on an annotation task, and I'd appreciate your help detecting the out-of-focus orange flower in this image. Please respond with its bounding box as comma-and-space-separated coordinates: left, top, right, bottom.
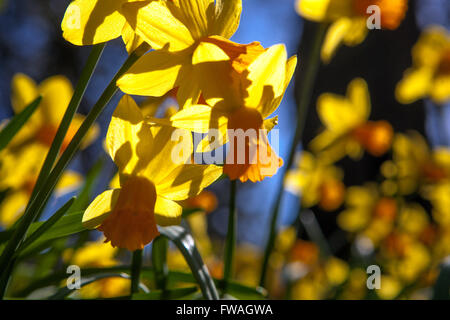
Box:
296, 0, 408, 62
310, 78, 393, 162
285, 151, 345, 211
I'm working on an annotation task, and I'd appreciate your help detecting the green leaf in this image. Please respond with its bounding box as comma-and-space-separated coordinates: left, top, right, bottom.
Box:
17, 197, 76, 254
433, 258, 450, 300
48, 273, 149, 300
132, 286, 198, 300
0, 96, 41, 151
69, 158, 104, 213
159, 226, 219, 300
152, 235, 169, 290
17, 211, 85, 258
16, 266, 266, 299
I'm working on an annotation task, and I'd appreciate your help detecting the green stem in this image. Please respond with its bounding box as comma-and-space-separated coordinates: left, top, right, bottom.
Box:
0, 45, 147, 299
130, 249, 143, 295
259, 23, 328, 288
222, 179, 237, 294
152, 236, 169, 291
32, 43, 105, 221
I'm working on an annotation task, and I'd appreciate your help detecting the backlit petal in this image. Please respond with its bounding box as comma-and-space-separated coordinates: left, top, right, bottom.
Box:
212, 0, 241, 38
154, 196, 183, 226
117, 48, 188, 97
61, 0, 128, 45
82, 189, 121, 229
122, 1, 195, 51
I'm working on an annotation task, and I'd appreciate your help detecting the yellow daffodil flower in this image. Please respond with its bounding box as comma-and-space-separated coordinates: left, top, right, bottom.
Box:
337, 184, 397, 245
381, 232, 431, 283
8, 73, 99, 153
63, 241, 130, 298
61, 0, 146, 53
148, 44, 297, 182
396, 26, 450, 105
0, 142, 82, 227
83, 95, 222, 251
296, 0, 408, 62
381, 132, 450, 195
310, 78, 393, 162
116, 0, 273, 108
285, 151, 345, 211
290, 255, 349, 300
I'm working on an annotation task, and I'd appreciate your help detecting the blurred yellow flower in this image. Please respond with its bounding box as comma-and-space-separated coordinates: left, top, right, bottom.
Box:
337, 184, 397, 245
117, 0, 250, 108
381, 232, 431, 283
285, 151, 345, 211
310, 78, 393, 162
0, 73, 99, 227
149, 44, 297, 182
296, 0, 408, 62
8, 73, 99, 153
82, 95, 222, 251
0, 143, 82, 227
396, 26, 450, 105
381, 132, 450, 195
61, 0, 145, 53
63, 241, 129, 299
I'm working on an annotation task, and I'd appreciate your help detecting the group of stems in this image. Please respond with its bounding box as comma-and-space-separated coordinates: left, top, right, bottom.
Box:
0, 42, 148, 299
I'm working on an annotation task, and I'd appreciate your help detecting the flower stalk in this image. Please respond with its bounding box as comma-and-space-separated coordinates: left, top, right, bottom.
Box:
259, 23, 328, 288
222, 179, 237, 294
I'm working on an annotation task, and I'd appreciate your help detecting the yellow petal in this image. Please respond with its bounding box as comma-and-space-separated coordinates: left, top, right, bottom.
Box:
347, 78, 371, 121
168, 104, 228, 133
0, 190, 29, 228
117, 48, 188, 97
342, 17, 368, 46
412, 26, 450, 68
337, 208, 370, 232
295, 0, 353, 22
154, 196, 182, 226
121, 21, 145, 54
212, 0, 242, 38
11, 73, 39, 113
0, 143, 47, 190
177, 0, 213, 39
321, 18, 352, 63
395, 67, 433, 104
143, 125, 194, 184
122, 1, 195, 51
55, 170, 83, 196
317, 95, 360, 134
260, 55, 297, 118
430, 75, 450, 104
192, 41, 229, 64
82, 189, 121, 229
106, 95, 153, 175
156, 164, 222, 200
61, 0, 128, 45
38, 75, 74, 126
195, 123, 228, 153
246, 44, 287, 109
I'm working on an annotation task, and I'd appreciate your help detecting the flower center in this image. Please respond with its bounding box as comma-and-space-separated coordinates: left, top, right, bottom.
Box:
98, 176, 159, 251
373, 197, 397, 221
421, 161, 447, 182
36, 124, 78, 152
224, 107, 283, 182
436, 49, 450, 76
353, 0, 408, 30
318, 179, 345, 211
351, 120, 393, 157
